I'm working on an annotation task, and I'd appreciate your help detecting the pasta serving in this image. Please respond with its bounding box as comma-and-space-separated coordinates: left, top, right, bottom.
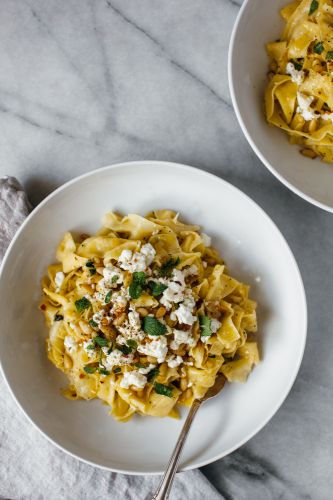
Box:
40, 211, 259, 422
265, 0, 333, 162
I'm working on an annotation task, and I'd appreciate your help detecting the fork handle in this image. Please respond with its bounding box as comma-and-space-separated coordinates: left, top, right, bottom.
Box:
151, 399, 202, 500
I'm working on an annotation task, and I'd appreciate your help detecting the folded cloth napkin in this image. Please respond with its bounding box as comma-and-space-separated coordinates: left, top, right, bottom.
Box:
0, 177, 223, 500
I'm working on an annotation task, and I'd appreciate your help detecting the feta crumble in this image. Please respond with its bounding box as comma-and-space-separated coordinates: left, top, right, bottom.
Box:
170, 329, 196, 350
118, 244, 156, 273
211, 318, 221, 333
83, 340, 96, 358
286, 62, 304, 85
201, 233, 212, 247
167, 355, 183, 368
55, 271, 65, 289
64, 335, 77, 353
137, 336, 168, 363
297, 92, 318, 121
120, 370, 147, 389
138, 363, 156, 375
104, 349, 134, 369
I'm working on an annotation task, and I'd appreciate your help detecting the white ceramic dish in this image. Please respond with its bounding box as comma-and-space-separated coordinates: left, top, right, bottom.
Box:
0, 161, 307, 474
229, 0, 333, 213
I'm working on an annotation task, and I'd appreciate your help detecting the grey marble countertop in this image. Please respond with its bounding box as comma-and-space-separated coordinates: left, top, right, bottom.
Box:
0, 1, 332, 499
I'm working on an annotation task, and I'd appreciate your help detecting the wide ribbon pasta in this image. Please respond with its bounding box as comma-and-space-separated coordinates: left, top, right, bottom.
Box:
40, 211, 259, 422
265, 0, 333, 162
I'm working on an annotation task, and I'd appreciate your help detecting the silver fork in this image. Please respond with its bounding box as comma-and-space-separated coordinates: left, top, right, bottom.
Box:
152, 374, 226, 500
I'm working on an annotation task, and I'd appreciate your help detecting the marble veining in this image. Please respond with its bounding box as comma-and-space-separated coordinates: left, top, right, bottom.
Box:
0, 1, 333, 499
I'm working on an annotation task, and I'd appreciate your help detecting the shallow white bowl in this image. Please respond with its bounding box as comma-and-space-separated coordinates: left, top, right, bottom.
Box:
0, 161, 307, 474
229, 0, 333, 213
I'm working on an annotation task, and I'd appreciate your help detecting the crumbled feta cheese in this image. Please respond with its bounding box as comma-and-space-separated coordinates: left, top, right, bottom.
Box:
170, 303, 196, 325
140, 243, 156, 265
118, 244, 156, 273
286, 62, 304, 85
160, 281, 185, 309
64, 335, 77, 353
104, 349, 134, 369
183, 265, 198, 277
102, 266, 123, 285
201, 233, 212, 247
120, 370, 147, 389
211, 318, 221, 333
297, 92, 318, 121
170, 329, 196, 350
92, 310, 106, 327
83, 340, 96, 358
137, 336, 168, 363
172, 269, 186, 287
55, 271, 65, 289
322, 113, 333, 123
138, 363, 156, 375
167, 355, 183, 368
111, 292, 128, 315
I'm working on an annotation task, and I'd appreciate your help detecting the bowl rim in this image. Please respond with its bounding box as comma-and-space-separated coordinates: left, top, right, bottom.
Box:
0, 160, 308, 474
228, 0, 333, 214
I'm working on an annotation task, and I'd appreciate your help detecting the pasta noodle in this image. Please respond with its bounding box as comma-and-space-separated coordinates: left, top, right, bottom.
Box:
265, 0, 333, 162
40, 211, 259, 422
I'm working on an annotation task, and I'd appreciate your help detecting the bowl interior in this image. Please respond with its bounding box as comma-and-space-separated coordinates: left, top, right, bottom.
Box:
229, 0, 333, 212
0, 162, 307, 473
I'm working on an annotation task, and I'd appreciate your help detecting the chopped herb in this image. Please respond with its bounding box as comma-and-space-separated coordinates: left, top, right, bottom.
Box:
105, 290, 113, 304
98, 368, 110, 375
148, 281, 168, 297
159, 257, 180, 277
54, 314, 64, 321
309, 0, 319, 15
84, 365, 97, 374
89, 268, 96, 276
113, 367, 121, 373
135, 362, 147, 369
143, 316, 167, 336
86, 260, 95, 268
86, 343, 95, 350
129, 272, 146, 299
154, 382, 173, 398
313, 41, 324, 55
75, 297, 91, 313
111, 275, 119, 283
147, 367, 159, 382
94, 336, 109, 347
327, 51, 333, 60
126, 339, 138, 350
199, 315, 212, 337
89, 319, 98, 328
116, 344, 132, 355
291, 58, 303, 71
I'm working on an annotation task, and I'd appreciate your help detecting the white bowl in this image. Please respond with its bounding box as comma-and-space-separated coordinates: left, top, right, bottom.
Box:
229, 0, 333, 213
0, 161, 307, 474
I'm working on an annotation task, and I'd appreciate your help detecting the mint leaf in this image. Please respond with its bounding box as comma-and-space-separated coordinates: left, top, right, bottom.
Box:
98, 368, 110, 375
143, 316, 167, 336
309, 0, 318, 15
291, 59, 303, 71
89, 319, 98, 328
132, 272, 146, 285
111, 275, 118, 283
147, 367, 159, 382
159, 257, 180, 277
126, 339, 138, 350
86, 260, 95, 268
154, 382, 173, 397
199, 315, 212, 337
54, 314, 63, 321
314, 41, 324, 54
134, 362, 147, 369
84, 365, 97, 374
94, 336, 109, 347
327, 51, 333, 60
75, 297, 91, 313
148, 281, 168, 297
129, 272, 146, 299
116, 344, 132, 355
105, 290, 112, 304
113, 367, 121, 373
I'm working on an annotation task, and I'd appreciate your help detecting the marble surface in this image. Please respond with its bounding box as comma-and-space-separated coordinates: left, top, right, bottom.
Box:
0, 0, 332, 498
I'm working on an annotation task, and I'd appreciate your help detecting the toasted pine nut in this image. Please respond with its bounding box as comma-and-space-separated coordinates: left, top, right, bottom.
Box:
308, 119, 317, 133
137, 307, 149, 317
300, 148, 318, 159
113, 312, 126, 326
155, 306, 167, 318
79, 320, 92, 335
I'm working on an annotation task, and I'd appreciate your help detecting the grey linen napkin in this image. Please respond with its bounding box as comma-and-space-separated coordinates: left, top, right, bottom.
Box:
0, 176, 223, 500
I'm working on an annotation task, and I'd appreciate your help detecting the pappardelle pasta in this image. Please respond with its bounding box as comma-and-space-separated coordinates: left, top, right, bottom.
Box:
265, 0, 333, 162
40, 211, 259, 422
